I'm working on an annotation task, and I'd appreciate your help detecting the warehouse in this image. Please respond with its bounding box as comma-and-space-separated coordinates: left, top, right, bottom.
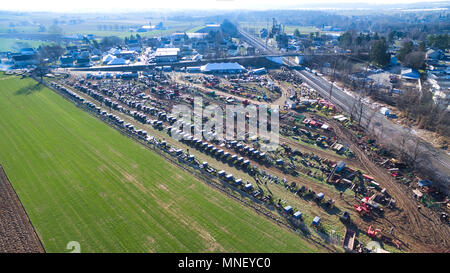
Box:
155, 48, 180, 63
200, 62, 246, 74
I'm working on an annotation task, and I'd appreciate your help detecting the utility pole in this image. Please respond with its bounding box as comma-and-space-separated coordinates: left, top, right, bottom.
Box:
350, 61, 370, 122
329, 57, 338, 100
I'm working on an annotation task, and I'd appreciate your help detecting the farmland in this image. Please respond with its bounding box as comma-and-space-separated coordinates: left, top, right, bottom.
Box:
0, 38, 49, 52
0, 73, 325, 253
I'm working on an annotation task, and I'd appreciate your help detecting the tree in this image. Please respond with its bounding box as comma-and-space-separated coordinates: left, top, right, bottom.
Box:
100, 36, 123, 49
338, 31, 353, 48
220, 19, 238, 37
39, 44, 65, 63
388, 30, 396, 42
370, 40, 390, 67
48, 24, 63, 35
397, 41, 414, 62
427, 34, 449, 50
92, 39, 99, 49
418, 41, 426, 52
33, 58, 49, 84
404, 51, 425, 70
294, 29, 301, 38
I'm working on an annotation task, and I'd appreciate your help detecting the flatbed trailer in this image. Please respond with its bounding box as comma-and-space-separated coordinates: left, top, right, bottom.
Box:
343, 228, 356, 252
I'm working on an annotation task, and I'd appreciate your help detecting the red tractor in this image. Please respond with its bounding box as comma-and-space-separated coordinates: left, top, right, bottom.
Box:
354, 202, 371, 216
367, 225, 381, 238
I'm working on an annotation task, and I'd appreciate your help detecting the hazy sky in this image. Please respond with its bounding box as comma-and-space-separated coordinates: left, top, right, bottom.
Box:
0, 0, 446, 12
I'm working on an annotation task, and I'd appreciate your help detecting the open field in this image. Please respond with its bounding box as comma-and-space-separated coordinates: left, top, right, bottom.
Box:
0, 12, 205, 39
0, 73, 324, 253
0, 38, 49, 52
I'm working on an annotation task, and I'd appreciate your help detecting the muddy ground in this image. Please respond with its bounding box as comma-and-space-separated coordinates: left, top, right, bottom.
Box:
0, 165, 44, 253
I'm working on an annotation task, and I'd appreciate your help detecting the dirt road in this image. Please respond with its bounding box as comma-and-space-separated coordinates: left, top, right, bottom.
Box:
331, 121, 450, 252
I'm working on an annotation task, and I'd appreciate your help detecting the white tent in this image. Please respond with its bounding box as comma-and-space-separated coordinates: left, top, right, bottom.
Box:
200, 62, 245, 73
107, 58, 129, 65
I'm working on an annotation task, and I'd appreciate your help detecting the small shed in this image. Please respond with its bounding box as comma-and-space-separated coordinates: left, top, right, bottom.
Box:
293, 211, 302, 220
335, 161, 346, 172
316, 192, 325, 200
312, 216, 321, 226
284, 206, 293, 214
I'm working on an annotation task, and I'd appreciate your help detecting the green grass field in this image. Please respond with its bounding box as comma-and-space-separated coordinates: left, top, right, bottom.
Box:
0, 73, 324, 253
0, 38, 49, 52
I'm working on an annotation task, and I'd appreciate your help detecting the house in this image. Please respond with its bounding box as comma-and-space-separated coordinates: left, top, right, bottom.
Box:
401, 68, 420, 80
200, 62, 245, 74
12, 54, 38, 67
117, 50, 136, 60
126, 39, 141, 51
246, 46, 256, 56
20, 48, 35, 55
426, 49, 443, 60
12, 48, 38, 67
75, 58, 91, 67
227, 44, 239, 56
59, 56, 74, 67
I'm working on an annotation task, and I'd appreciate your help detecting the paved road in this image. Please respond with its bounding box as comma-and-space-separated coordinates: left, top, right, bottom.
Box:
238, 28, 450, 193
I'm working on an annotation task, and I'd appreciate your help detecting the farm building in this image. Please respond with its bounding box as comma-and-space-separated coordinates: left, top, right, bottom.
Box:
248, 67, 266, 75
107, 58, 129, 66
12, 53, 38, 68
59, 56, 74, 67
200, 62, 246, 74
155, 48, 180, 63
187, 66, 201, 73
401, 68, 420, 80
